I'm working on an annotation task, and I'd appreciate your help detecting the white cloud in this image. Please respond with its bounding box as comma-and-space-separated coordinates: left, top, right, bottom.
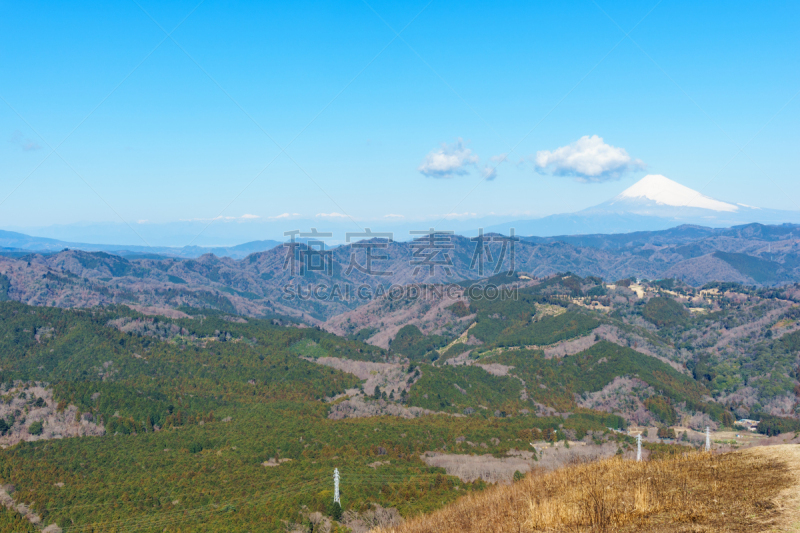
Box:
210, 214, 260, 221
384, 214, 405, 219
180, 214, 263, 222
438, 212, 478, 219
418, 138, 479, 178
534, 135, 644, 182
270, 213, 300, 219
316, 212, 349, 218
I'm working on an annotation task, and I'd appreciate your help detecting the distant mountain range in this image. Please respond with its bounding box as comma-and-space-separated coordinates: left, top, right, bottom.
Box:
0, 229, 280, 260
523, 221, 800, 250
2, 221, 800, 322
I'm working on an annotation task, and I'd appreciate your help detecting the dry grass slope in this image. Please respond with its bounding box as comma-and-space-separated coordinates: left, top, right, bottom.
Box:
374, 451, 792, 532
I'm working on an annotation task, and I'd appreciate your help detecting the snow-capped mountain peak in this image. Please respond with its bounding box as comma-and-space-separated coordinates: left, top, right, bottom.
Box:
615, 174, 739, 213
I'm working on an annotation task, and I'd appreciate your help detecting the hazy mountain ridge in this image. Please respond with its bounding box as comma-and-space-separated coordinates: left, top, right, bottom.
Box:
2, 223, 800, 320
523, 222, 800, 250
0, 229, 280, 259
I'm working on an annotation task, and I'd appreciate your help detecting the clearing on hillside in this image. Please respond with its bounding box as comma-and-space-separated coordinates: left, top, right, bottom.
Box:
374, 449, 793, 532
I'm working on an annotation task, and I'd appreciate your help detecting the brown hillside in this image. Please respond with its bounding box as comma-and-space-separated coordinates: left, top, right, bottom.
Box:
374, 450, 793, 533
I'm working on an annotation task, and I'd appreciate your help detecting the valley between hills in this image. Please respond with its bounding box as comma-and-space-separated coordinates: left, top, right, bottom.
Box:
1, 224, 800, 531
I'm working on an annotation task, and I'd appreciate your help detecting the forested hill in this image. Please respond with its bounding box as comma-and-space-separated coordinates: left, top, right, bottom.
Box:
1, 268, 800, 529
0, 302, 379, 431
325, 272, 800, 424
0, 301, 628, 531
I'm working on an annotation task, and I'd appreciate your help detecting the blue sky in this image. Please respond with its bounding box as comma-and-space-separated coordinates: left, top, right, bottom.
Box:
1, 0, 799, 244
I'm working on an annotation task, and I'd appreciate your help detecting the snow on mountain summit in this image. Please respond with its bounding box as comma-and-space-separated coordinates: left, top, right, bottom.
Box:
615, 175, 739, 213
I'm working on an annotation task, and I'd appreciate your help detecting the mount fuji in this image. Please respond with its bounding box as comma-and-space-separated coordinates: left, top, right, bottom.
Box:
606, 174, 739, 214
487, 174, 800, 237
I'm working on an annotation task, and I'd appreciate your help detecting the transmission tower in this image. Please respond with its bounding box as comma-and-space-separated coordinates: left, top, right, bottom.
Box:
333, 468, 340, 505
705, 426, 711, 452
636, 433, 642, 462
